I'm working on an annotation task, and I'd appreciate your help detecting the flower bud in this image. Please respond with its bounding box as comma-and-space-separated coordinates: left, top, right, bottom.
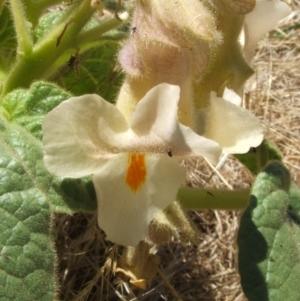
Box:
117, 0, 221, 127
147, 201, 198, 245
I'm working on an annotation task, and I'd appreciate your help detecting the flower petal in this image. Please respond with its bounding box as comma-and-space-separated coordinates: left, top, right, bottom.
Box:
129, 83, 221, 162
204, 92, 263, 154
42, 94, 128, 177
93, 153, 186, 246
243, 0, 291, 60
223, 88, 242, 106
130, 83, 180, 138
174, 124, 222, 164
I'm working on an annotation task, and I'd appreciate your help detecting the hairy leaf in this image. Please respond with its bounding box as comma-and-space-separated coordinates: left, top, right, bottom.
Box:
0, 118, 56, 301
0, 82, 97, 212
1, 81, 71, 139
34, 10, 99, 43
54, 44, 124, 102
0, 108, 97, 298
238, 161, 300, 301
34, 11, 64, 42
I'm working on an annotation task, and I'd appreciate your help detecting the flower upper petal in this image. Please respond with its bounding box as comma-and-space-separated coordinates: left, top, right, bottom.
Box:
129, 83, 221, 162
93, 153, 186, 246
204, 92, 263, 154
243, 0, 291, 60
42, 94, 129, 177
130, 83, 180, 139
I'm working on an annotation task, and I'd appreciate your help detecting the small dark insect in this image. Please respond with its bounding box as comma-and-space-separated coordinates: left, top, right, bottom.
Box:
67, 55, 76, 67
167, 151, 172, 157
67, 50, 80, 78
131, 27, 137, 35
206, 191, 214, 197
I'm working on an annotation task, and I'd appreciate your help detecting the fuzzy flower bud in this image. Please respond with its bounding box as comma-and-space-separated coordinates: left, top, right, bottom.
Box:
117, 0, 221, 127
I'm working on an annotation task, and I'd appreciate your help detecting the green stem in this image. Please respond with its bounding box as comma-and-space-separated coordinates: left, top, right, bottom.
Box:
1, 0, 95, 97
9, 0, 33, 55
45, 36, 128, 80
76, 15, 128, 45
177, 187, 250, 210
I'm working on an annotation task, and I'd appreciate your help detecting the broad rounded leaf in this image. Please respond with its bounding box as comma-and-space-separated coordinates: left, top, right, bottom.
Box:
0, 117, 97, 300
55, 44, 124, 101
238, 161, 300, 301
0, 119, 55, 301
1, 81, 71, 139
34, 11, 64, 42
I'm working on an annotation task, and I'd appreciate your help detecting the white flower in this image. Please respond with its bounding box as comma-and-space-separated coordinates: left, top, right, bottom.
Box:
197, 88, 263, 155
42, 83, 221, 246
243, 0, 291, 60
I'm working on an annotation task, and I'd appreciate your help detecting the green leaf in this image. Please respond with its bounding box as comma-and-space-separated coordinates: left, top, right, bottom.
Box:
0, 81, 71, 139
238, 161, 300, 301
34, 10, 100, 43
0, 81, 97, 213
0, 114, 97, 299
34, 10, 64, 43
0, 118, 56, 301
235, 139, 283, 174
49, 176, 97, 213
289, 183, 300, 216
54, 44, 124, 102
0, 84, 96, 301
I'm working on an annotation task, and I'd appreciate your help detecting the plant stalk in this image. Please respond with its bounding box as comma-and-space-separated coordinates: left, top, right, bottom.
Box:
10, 0, 33, 55
178, 187, 250, 210
1, 0, 95, 97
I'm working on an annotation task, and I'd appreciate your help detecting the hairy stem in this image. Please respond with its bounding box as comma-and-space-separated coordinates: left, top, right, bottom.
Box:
76, 13, 128, 45
1, 0, 95, 97
178, 187, 250, 210
10, 0, 33, 55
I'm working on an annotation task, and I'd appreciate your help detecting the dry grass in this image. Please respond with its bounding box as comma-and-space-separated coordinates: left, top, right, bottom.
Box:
55, 3, 300, 301
246, 1, 300, 185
